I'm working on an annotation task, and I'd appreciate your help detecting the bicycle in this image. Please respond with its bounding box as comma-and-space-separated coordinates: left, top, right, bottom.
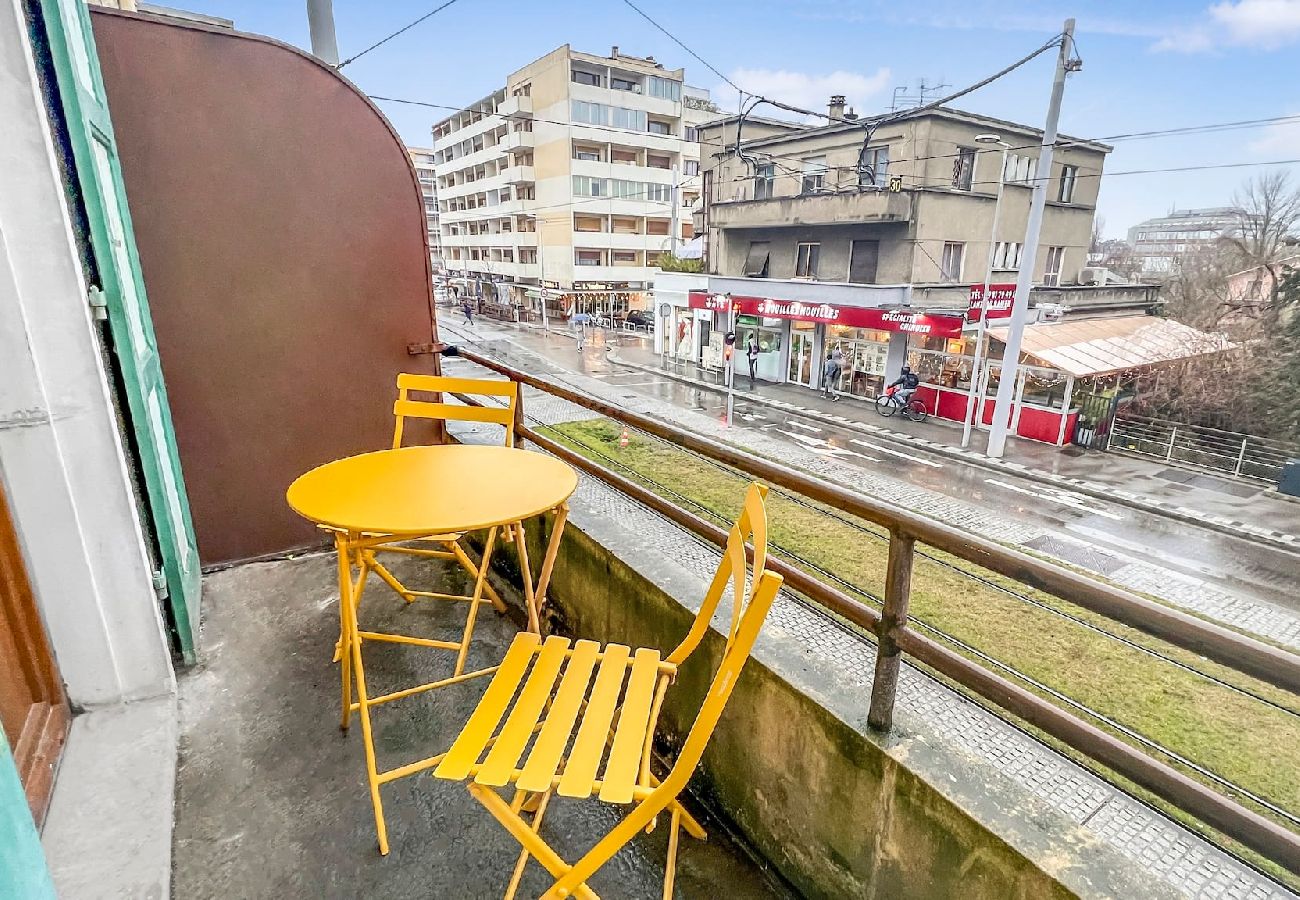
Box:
874, 387, 928, 422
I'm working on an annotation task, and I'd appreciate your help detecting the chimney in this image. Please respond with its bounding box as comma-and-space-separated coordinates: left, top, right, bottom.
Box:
828, 94, 846, 120
611, 45, 619, 58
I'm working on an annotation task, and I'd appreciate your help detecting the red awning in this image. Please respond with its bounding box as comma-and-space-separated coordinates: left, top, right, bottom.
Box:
688, 292, 964, 338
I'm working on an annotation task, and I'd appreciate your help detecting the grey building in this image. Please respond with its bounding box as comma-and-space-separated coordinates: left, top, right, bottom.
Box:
408, 146, 444, 275
1125, 207, 1244, 276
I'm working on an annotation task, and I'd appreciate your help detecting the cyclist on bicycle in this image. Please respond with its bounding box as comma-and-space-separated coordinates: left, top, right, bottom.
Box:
887, 366, 920, 407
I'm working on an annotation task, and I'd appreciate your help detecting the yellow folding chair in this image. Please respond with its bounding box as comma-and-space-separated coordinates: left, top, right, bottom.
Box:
432, 482, 784, 899
349, 373, 520, 676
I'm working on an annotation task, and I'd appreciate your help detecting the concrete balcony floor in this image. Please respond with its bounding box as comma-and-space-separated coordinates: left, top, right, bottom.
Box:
176, 550, 790, 898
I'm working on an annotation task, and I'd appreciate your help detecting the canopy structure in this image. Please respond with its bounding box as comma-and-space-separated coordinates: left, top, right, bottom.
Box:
988, 315, 1232, 378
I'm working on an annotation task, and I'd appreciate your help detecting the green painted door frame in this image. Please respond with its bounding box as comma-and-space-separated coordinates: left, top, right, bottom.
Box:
0, 740, 55, 899
39, 0, 202, 660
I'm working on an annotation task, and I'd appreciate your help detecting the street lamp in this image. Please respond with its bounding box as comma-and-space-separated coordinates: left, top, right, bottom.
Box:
960, 134, 1012, 449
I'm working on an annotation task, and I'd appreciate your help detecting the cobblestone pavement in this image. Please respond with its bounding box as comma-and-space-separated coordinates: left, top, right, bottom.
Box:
474, 399, 1298, 900
441, 324, 1300, 651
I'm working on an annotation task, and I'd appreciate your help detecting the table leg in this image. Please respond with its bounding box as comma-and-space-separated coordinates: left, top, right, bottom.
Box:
455, 525, 499, 677
335, 533, 355, 731
345, 556, 390, 856
531, 503, 569, 632
512, 521, 538, 634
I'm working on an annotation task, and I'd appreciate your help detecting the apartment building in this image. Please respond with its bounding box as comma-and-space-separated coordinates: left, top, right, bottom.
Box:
1126, 207, 1245, 276
667, 102, 1163, 445
408, 146, 444, 275
432, 44, 717, 320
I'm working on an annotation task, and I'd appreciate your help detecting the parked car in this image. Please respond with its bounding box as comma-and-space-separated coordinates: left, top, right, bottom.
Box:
625, 309, 653, 328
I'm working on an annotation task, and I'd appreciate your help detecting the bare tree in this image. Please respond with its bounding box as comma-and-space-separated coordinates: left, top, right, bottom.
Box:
1223, 172, 1300, 309
1090, 215, 1106, 255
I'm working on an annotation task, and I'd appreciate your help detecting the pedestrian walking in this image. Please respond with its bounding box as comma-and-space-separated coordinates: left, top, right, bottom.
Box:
572, 311, 591, 351
746, 336, 760, 389
822, 351, 841, 401
462, 300, 474, 326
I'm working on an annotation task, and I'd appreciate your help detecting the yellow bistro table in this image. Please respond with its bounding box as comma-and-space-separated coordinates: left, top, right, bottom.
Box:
287, 443, 578, 854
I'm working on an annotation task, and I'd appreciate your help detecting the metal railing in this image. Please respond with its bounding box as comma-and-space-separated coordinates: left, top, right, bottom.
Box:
451, 345, 1300, 877
1110, 413, 1299, 484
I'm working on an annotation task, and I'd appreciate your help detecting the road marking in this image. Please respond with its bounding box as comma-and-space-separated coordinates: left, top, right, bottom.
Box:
849, 439, 943, 468
610, 380, 667, 387
789, 420, 822, 433
777, 430, 878, 461
985, 479, 1123, 521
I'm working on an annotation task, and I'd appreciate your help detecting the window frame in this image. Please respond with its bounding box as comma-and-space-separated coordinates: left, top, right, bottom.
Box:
1058, 164, 1078, 203
743, 241, 770, 277
857, 145, 889, 189
1043, 245, 1066, 285
940, 241, 965, 281
571, 69, 602, 88
795, 241, 821, 278
754, 163, 775, 200
801, 156, 827, 194
953, 147, 976, 191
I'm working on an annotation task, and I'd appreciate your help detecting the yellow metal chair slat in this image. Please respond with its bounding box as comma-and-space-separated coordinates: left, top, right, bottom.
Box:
557, 644, 631, 799
517, 640, 602, 793
436, 632, 541, 780
476, 636, 572, 786
598, 647, 663, 804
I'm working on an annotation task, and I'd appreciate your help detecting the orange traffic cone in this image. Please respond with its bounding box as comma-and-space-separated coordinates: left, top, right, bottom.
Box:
619, 427, 630, 449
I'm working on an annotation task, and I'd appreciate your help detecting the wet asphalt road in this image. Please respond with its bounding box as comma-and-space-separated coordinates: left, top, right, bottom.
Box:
448, 321, 1300, 618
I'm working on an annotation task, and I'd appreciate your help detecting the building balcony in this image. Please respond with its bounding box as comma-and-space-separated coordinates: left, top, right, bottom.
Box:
710, 187, 913, 229
500, 164, 535, 184
498, 94, 533, 118
500, 130, 535, 153
571, 230, 673, 253
439, 231, 538, 249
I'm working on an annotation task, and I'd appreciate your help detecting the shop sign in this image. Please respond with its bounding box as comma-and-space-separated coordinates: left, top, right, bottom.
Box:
966, 283, 1018, 322
688, 292, 964, 338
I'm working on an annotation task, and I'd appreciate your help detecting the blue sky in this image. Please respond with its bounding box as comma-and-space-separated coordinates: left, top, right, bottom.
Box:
178, 0, 1300, 238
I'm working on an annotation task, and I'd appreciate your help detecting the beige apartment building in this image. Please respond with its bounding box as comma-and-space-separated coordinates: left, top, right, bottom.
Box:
431, 44, 718, 320
700, 104, 1110, 296
408, 146, 444, 275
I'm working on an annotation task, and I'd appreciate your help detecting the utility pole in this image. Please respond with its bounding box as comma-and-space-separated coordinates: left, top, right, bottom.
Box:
986, 18, 1076, 459
306, 0, 340, 67
669, 164, 680, 257
962, 136, 1010, 449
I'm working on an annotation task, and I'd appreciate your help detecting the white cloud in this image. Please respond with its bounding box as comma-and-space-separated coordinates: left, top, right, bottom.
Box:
713, 67, 892, 121
1151, 0, 1300, 51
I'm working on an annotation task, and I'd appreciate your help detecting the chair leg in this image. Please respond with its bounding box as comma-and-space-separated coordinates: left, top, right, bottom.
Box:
505, 787, 554, 900
336, 538, 355, 731
468, 783, 598, 900
455, 527, 499, 677
662, 807, 682, 900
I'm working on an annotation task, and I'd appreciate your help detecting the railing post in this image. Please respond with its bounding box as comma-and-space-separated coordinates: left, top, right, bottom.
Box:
1234, 436, 1248, 477
868, 529, 915, 732
512, 381, 526, 449
1166, 426, 1178, 461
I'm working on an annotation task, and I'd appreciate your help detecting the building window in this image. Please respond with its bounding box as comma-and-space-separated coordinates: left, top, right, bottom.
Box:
614, 107, 649, 131
643, 183, 671, 202
684, 126, 699, 142
858, 145, 889, 188
572, 69, 602, 87
574, 214, 603, 232
744, 241, 770, 277
952, 147, 975, 191
993, 241, 1022, 270
572, 175, 606, 197
647, 153, 672, 170
795, 242, 821, 278
574, 144, 602, 162
647, 76, 681, 101
1004, 154, 1038, 185
801, 157, 827, 193
754, 163, 775, 200
571, 100, 606, 126
612, 250, 639, 265
576, 249, 603, 266
647, 218, 671, 236
940, 242, 965, 281
647, 119, 673, 136
1058, 165, 1078, 203
610, 76, 639, 92
684, 160, 700, 176
849, 240, 879, 283
1043, 246, 1065, 285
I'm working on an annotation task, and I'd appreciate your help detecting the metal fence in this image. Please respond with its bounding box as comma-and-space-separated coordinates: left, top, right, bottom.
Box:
1109, 413, 1299, 483
451, 345, 1300, 878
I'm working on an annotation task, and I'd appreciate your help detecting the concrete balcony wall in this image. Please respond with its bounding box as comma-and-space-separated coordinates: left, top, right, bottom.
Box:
711, 190, 914, 229
708, 274, 911, 309
497, 95, 532, 118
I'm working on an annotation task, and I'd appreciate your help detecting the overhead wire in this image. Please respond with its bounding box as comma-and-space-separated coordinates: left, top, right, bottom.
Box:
338, 0, 464, 69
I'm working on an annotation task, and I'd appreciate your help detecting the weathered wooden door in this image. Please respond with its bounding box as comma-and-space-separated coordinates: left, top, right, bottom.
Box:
39, 0, 202, 659
0, 484, 69, 824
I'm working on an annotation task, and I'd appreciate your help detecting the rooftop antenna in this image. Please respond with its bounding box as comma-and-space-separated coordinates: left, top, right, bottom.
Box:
889, 77, 952, 112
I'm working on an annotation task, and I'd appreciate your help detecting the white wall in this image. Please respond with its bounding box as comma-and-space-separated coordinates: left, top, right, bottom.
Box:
0, 0, 174, 706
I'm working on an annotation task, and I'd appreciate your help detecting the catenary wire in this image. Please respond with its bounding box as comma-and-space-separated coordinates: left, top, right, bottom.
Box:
338, 0, 464, 69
